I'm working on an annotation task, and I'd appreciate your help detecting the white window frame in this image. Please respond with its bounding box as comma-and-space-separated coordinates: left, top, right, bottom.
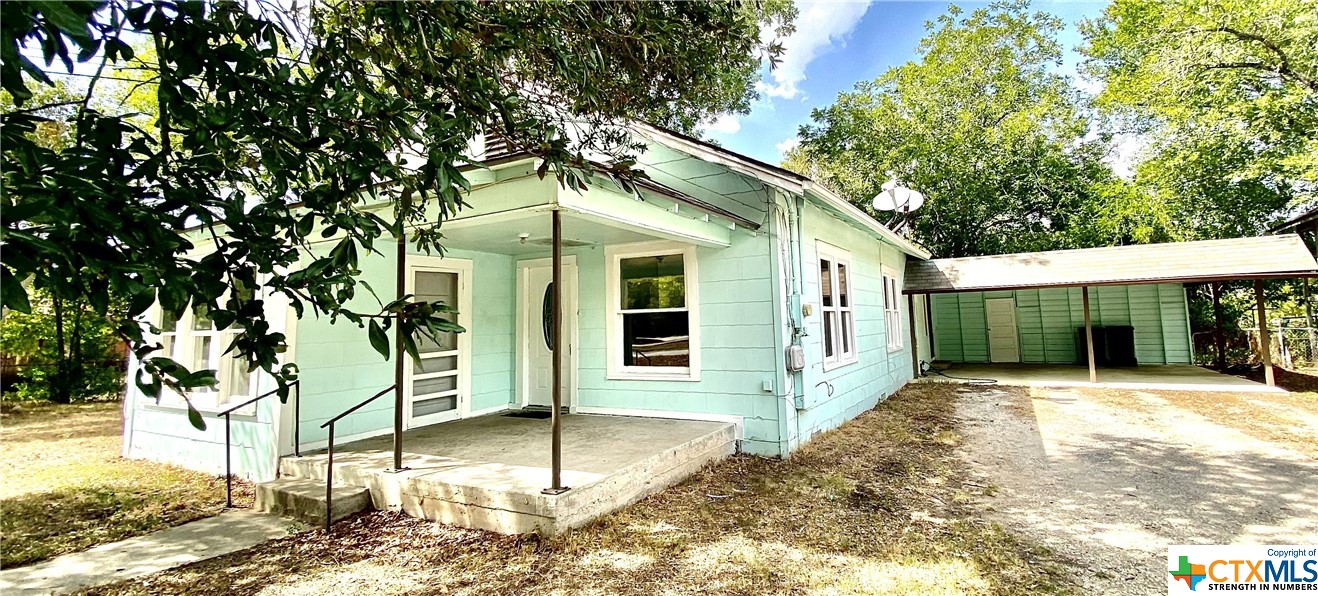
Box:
605, 240, 701, 381
818, 242, 857, 371
883, 267, 904, 352
148, 303, 257, 415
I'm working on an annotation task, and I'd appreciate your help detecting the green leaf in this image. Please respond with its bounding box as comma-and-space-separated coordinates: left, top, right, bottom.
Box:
186, 401, 207, 431
32, 1, 93, 43
368, 319, 390, 359
0, 267, 31, 313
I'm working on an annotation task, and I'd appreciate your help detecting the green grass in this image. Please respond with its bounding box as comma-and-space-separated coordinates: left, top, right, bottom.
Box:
0, 401, 249, 568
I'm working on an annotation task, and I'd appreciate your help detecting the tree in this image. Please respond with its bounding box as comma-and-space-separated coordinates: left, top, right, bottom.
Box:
1, 1, 793, 423
1081, 0, 1318, 239
2, 289, 126, 403
789, 1, 1118, 258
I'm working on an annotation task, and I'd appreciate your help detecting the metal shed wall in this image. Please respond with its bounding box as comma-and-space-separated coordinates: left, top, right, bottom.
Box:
930, 283, 1192, 365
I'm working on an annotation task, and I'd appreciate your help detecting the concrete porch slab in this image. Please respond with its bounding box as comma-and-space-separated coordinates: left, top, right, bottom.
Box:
916, 363, 1284, 393
281, 414, 736, 535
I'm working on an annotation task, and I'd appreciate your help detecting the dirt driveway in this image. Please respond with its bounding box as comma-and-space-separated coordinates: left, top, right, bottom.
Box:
954, 384, 1318, 594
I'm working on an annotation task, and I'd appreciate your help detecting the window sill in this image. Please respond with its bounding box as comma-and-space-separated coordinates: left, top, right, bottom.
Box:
887, 345, 905, 354
141, 399, 258, 419
822, 356, 858, 373
606, 370, 702, 383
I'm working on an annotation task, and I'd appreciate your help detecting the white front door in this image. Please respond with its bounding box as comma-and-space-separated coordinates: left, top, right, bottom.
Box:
985, 298, 1020, 363
519, 258, 576, 409
405, 258, 472, 428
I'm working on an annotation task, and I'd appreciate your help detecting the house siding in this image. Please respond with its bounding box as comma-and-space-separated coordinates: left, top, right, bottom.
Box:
560, 230, 783, 455
294, 246, 516, 446
929, 283, 1192, 364
792, 200, 915, 444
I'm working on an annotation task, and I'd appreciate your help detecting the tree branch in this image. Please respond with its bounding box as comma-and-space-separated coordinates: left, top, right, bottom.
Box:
1198, 26, 1318, 93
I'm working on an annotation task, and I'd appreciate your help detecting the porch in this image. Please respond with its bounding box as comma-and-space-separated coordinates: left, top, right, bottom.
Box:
916, 363, 1284, 393
279, 413, 737, 535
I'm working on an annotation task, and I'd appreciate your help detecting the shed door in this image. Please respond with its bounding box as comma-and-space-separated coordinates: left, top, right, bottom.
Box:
985, 298, 1021, 363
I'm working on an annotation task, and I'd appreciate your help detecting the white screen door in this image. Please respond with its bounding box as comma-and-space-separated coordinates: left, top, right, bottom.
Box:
406, 261, 470, 427
985, 298, 1021, 363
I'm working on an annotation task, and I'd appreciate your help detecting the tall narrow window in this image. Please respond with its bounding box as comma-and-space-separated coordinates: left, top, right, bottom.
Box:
818, 244, 856, 369
607, 242, 700, 380
883, 271, 903, 351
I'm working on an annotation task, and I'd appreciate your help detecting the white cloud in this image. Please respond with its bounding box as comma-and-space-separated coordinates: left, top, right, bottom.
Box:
776, 136, 801, 157
701, 114, 742, 135
757, 1, 873, 100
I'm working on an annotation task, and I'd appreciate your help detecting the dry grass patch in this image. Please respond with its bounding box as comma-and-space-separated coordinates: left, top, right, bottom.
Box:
86, 385, 1073, 595
1083, 384, 1318, 459
0, 401, 249, 568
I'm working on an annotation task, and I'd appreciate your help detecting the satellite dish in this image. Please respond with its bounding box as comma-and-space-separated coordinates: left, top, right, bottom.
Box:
871, 179, 925, 212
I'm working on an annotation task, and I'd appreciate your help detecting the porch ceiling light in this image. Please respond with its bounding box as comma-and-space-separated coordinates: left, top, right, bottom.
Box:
519, 233, 530, 244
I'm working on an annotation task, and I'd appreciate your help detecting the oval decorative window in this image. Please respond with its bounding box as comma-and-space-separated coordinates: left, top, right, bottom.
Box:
541, 282, 554, 350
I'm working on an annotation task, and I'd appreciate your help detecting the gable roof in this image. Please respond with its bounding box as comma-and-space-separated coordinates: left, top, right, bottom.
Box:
904, 235, 1318, 294
635, 124, 931, 259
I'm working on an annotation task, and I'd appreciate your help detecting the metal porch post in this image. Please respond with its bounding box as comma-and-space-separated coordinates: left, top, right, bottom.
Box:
1082, 286, 1097, 384
390, 231, 407, 472
544, 209, 568, 494
1255, 280, 1276, 387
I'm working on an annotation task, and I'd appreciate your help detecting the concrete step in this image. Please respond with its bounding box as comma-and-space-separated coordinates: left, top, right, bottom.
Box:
254, 477, 371, 526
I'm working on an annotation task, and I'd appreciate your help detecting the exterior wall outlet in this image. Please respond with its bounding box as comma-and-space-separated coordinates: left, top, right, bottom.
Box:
801, 303, 813, 317
762, 379, 774, 392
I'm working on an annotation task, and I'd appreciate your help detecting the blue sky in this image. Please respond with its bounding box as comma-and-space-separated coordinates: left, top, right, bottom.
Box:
702, 1, 1110, 165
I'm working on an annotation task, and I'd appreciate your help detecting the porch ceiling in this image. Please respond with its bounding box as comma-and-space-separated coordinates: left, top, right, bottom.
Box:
438, 208, 658, 255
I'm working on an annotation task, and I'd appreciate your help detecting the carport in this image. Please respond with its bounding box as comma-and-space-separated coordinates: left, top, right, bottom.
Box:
902, 235, 1318, 388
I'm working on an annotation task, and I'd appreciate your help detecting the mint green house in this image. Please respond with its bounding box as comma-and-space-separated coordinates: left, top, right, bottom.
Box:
119, 127, 1310, 533
121, 126, 929, 528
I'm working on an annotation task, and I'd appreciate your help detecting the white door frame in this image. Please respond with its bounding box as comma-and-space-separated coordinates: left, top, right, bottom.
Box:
515, 256, 579, 411
985, 297, 1021, 363
404, 255, 474, 429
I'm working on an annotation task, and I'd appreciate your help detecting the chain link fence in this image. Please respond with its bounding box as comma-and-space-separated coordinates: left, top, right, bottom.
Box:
1195, 316, 1316, 371
1244, 317, 1315, 370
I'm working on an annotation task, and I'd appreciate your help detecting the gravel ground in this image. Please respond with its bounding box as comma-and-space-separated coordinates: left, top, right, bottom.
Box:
953, 385, 1318, 595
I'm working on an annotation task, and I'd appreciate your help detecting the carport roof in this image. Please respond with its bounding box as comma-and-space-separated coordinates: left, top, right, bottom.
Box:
904, 234, 1318, 294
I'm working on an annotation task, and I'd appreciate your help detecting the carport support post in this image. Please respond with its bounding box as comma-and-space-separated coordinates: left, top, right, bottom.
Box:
1212, 283, 1226, 370
1255, 280, 1275, 387
544, 209, 568, 495
1082, 286, 1097, 384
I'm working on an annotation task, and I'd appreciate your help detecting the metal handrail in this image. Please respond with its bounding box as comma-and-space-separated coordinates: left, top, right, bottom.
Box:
220, 379, 301, 508
318, 383, 397, 531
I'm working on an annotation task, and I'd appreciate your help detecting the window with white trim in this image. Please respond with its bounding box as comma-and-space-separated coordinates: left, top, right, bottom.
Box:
152, 302, 255, 411
606, 242, 700, 380
819, 244, 856, 369
883, 270, 903, 351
